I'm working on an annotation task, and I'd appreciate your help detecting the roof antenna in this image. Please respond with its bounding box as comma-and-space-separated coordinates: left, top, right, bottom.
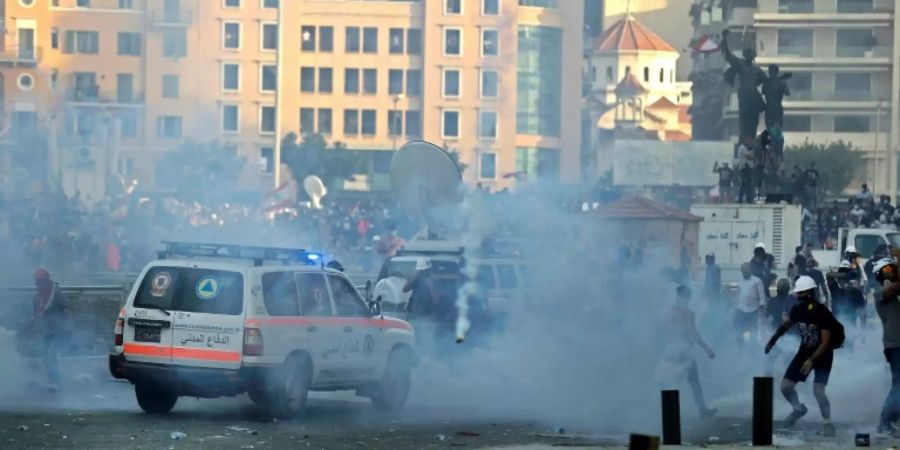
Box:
625, 0, 632, 19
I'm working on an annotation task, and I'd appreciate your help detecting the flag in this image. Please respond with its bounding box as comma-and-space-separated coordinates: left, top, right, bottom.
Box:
692, 34, 720, 55
262, 181, 295, 213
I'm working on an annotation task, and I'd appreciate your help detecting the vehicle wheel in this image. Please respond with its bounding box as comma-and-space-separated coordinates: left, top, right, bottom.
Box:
268, 357, 310, 419
135, 382, 177, 414
248, 389, 270, 409
371, 352, 411, 412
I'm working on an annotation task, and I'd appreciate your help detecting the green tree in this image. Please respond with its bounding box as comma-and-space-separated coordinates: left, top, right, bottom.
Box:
158, 140, 246, 204
280, 133, 366, 192
783, 139, 864, 196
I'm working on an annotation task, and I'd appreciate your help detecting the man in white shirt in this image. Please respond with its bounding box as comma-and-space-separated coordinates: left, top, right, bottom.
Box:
735, 262, 767, 348
736, 138, 756, 204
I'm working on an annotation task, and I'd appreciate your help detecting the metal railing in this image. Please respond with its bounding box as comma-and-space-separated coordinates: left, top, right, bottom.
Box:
149, 9, 193, 26
0, 45, 42, 64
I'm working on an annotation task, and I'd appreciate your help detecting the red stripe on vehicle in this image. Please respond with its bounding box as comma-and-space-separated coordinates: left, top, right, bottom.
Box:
172, 347, 241, 362
124, 343, 172, 358
246, 316, 412, 331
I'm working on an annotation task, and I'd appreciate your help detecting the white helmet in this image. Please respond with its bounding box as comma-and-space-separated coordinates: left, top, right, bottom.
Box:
874, 257, 897, 275
792, 275, 818, 294
415, 258, 432, 271
839, 260, 852, 269
845, 245, 859, 255
754, 242, 767, 251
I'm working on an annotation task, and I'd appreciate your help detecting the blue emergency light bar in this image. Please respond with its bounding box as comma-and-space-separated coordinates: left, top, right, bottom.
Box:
158, 241, 323, 266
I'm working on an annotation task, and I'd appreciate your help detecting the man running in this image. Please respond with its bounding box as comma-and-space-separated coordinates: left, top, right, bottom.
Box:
766, 275, 840, 437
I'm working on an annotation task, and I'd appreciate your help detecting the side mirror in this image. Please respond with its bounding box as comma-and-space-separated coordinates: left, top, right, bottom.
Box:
369, 299, 382, 317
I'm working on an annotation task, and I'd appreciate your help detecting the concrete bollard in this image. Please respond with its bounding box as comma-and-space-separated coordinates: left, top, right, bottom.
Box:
629, 433, 660, 450
753, 377, 774, 446
661, 389, 682, 445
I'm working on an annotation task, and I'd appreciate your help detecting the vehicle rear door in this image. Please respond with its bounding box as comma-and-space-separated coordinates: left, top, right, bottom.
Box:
327, 274, 377, 381
123, 264, 186, 364
169, 266, 245, 369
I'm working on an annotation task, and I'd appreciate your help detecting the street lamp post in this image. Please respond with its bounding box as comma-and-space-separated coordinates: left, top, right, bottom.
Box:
273, 1, 285, 188
875, 99, 884, 194
392, 94, 405, 151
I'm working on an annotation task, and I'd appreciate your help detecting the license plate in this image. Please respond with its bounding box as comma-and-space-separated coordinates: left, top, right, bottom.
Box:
134, 326, 161, 343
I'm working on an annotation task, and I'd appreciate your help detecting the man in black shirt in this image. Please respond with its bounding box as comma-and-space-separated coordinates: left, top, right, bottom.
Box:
766, 275, 838, 437
713, 162, 734, 201
804, 163, 820, 208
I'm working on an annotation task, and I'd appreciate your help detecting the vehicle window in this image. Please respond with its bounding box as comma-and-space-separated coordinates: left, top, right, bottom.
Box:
854, 235, 885, 259
496, 265, 517, 289
380, 259, 416, 280
262, 272, 299, 316
134, 267, 243, 315
517, 265, 535, 288
432, 260, 460, 275
328, 275, 369, 317
476, 265, 496, 289
296, 272, 332, 317
888, 233, 900, 249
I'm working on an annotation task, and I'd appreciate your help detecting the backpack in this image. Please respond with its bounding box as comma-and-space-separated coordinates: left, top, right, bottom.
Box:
824, 307, 846, 350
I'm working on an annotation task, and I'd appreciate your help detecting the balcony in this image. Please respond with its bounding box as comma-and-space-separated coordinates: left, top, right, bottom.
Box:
725, 90, 886, 113
67, 87, 144, 109
757, 45, 892, 68
50, 0, 146, 11
149, 9, 192, 27
755, 0, 892, 27
0, 45, 42, 66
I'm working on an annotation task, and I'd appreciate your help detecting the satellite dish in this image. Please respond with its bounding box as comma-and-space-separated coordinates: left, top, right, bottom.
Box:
390, 141, 463, 237
303, 175, 327, 209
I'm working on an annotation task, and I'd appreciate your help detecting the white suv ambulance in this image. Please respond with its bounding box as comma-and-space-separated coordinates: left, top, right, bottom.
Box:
109, 242, 417, 418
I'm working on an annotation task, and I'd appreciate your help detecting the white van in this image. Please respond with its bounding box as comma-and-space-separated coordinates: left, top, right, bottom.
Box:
109, 242, 417, 418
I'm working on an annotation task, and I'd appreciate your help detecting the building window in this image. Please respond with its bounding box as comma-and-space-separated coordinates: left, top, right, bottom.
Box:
260, 147, 274, 174
643, 66, 649, 82
389, 69, 404, 95
263, 0, 277, 8
300, 67, 315, 92
782, 115, 811, 132
606, 66, 613, 82
259, 106, 276, 134
224, 0, 240, 8
361, 109, 376, 135
119, 111, 137, 138
389, 28, 404, 54
301, 25, 316, 51
482, 29, 499, 56
405, 110, 421, 137
223, 22, 241, 50
222, 63, 240, 91
319, 26, 333, 52
162, 74, 179, 98
444, 28, 462, 56
481, 70, 499, 98
363, 27, 378, 53
442, 110, 460, 138
407, 29, 422, 54
516, 147, 560, 181
834, 73, 871, 100
117, 73, 134, 102
318, 108, 332, 134
777, 29, 812, 57
344, 109, 359, 135
318, 68, 333, 93
834, 115, 871, 132
300, 107, 315, 134
479, 110, 498, 139
50, 69, 58, 89
837, 0, 873, 13
261, 23, 277, 51
480, 152, 497, 179
518, 0, 558, 7
117, 32, 141, 56
77, 0, 90, 8
836, 29, 876, 57
163, 30, 186, 57
51, 28, 59, 49
445, 0, 462, 14
261, 64, 276, 92
406, 70, 422, 96
388, 110, 403, 136
363, 68, 377, 94
483, 0, 499, 15
64, 31, 99, 54
157, 116, 182, 139
346, 27, 360, 53
778, 0, 813, 13
443, 68, 461, 98
221, 104, 239, 133
17, 73, 34, 91
345, 68, 360, 94
517, 26, 562, 136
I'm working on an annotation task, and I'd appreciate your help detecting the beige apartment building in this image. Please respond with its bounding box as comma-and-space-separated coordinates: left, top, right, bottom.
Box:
0, 0, 583, 199
691, 0, 900, 197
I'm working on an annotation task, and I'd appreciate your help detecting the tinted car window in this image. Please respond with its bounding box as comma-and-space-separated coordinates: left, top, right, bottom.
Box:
379, 259, 417, 281
476, 265, 496, 289
497, 265, 517, 289
328, 275, 369, 317
263, 272, 300, 316
854, 235, 885, 259
296, 272, 332, 316
135, 267, 243, 315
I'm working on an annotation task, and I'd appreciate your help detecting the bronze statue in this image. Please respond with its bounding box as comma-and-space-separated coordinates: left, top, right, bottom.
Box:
721, 29, 767, 140
762, 64, 792, 128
